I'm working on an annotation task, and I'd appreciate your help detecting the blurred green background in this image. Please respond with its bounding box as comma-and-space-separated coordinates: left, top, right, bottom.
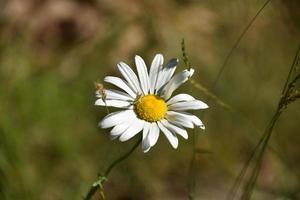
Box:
1, 0, 300, 199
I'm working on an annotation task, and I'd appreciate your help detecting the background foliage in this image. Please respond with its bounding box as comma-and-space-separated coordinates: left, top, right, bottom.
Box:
0, 0, 300, 199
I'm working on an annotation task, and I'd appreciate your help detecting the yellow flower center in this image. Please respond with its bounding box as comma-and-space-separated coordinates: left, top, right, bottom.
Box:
135, 95, 167, 122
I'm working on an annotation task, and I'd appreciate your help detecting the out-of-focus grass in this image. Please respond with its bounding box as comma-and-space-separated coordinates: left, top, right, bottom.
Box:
0, 0, 300, 199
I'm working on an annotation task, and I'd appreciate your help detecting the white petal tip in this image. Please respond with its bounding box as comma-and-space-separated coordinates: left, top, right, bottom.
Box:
117, 62, 126, 68
202, 104, 209, 109
189, 68, 195, 77
95, 91, 101, 97
95, 101, 104, 106
95, 99, 102, 106
110, 135, 119, 140
155, 54, 164, 60
142, 140, 151, 153
199, 125, 206, 130
98, 121, 104, 128
143, 148, 151, 153
167, 58, 179, 68
197, 100, 209, 109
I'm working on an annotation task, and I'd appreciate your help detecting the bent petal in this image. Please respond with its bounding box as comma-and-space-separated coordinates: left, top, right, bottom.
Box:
160, 119, 188, 139
165, 111, 194, 128
160, 68, 194, 100
166, 111, 205, 129
155, 58, 178, 92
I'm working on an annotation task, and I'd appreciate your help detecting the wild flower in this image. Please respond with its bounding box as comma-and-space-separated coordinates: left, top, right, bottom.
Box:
95, 54, 208, 152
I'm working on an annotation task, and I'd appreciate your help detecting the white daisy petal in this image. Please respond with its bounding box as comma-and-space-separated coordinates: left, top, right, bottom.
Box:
177, 112, 205, 129
157, 121, 178, 149
143, 145, 151, 153
142, 122, 151, 153
119, 118, 145, 142
167, 111, 205, 129
148, 123, 160, 147
110, 135, 119, 140
104, 76, 136, 98
95, 90, 101, 97
110, 116, 136, 136
155, 58, 178, 92
135, 55, 150, 95
96, 89, 134, 101
163, 58, 178, 80
161, 119, 188, 139
95, 99, 132, 108
110, 123, 130, 137
160, 68, 194, 100
165, 111, 194, 128
149, 54, 164, 94
117, 62, 142, 94
168, 100, 208, 111
100, 110, 135, 128
167, 93, 195, 105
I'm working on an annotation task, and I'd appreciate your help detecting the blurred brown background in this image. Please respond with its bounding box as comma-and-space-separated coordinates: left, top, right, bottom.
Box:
0, 0, 300, 199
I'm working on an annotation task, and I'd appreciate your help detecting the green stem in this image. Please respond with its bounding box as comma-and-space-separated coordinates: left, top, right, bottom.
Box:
184, 0, 271, 198
84, 186, 99, 200
240, 110, 281, 200
211, 0, 272, 90
281, 43, 300, 95
227, 41, 300, 200
83, 138, 141, 200
104, 138, 141, 177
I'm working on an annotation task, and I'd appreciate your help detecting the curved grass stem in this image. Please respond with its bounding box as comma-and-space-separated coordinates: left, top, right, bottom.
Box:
83, 137, 141, 200
212, 0, 272, 90
184, 0, 272, 198
282, 44, 300, 95
227, 41, 300, 200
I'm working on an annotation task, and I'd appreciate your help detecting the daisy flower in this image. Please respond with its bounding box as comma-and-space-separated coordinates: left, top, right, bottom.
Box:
95, 54, 208, 152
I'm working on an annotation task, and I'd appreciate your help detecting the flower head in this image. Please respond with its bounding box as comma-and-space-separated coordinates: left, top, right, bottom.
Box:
95, 54, 208, 152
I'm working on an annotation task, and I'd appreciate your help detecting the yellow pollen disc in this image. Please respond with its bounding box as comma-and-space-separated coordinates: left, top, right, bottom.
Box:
135, 95, 167, 122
